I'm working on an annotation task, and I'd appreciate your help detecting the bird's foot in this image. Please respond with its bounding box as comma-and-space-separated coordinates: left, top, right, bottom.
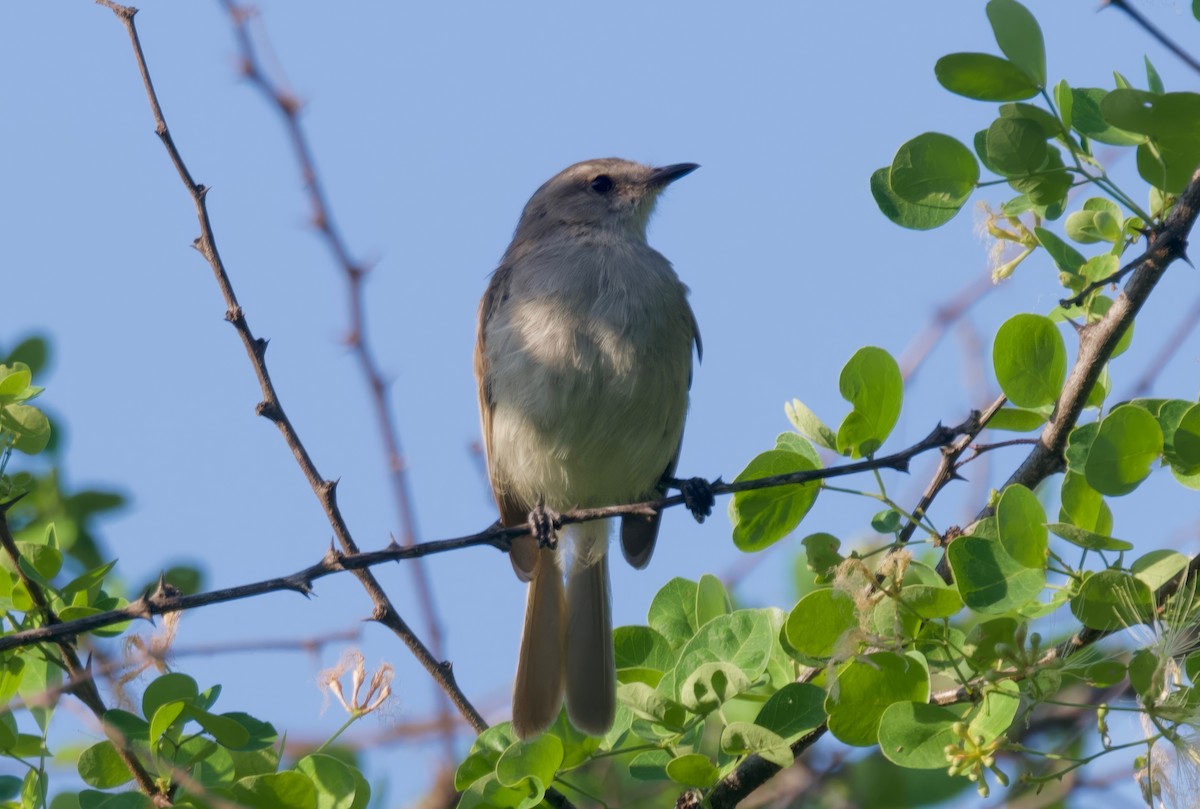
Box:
527, 504, 560, 549
669, 477, 716, 524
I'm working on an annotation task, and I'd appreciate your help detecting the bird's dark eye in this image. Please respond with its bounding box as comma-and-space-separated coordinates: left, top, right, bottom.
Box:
590, 175, 614, 194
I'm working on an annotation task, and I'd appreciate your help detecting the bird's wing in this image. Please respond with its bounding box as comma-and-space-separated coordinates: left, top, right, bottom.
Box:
475, 264, 539, 581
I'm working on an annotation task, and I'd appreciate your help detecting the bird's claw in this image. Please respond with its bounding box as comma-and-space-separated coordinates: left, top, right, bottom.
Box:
670, 477, 715, 524
528, 504, 559, 549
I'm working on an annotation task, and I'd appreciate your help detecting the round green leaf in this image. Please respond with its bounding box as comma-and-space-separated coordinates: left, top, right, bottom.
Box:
995, 484, 1048, 570
1070, 88, 1145, 145
987, 406, 1047, 432
889, 133, 979, 210
496, 734, 563, 791
696, 573, 732, 627
1131, 550, 1190, 592
985, 118, 1047, 176
233, 773, 319, 809
969, 679, 1021, 742
667, 610, 774, 700
1070, 570, 1153, 631
754, 683, 827, 743
935, 53, 1039, 101
878, 701, 960, 769
1084, 404, 1163, 496
664, 753, 719, 788
836, 346, 903, 458
296, 755, 356, 809
993, 313, 1066, 408
826, 652, 930, 747
947, 535, 1045, 614
647, 578, 699, 648
784, 588, 859, 659
142, 672, 199, 721
870, 168, 963, 230
1100, 90, 1200, 140
629, 750, 671, 782
679, 662, 751, 715
613, 625, 674, 686
1167, 403, 1200, 474
896, 584, 964, 620
730, 448, 820, 551
720, 722, 793, 768
986, 0, 1046, 86
78, 741, 135, 788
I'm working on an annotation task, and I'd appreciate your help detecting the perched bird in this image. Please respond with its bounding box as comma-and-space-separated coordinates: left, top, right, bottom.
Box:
474, 158, 701, 738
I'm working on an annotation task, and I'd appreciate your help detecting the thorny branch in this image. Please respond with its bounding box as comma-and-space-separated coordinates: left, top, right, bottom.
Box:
93, 0, 488, 740
0, 412, 980, 653
215, 0, 454, 761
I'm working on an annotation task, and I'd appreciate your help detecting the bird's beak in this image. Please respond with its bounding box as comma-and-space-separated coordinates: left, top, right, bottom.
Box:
647, 163, 700, 188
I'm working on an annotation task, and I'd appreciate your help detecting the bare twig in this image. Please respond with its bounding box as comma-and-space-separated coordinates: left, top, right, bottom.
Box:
0, 412, 978, 653
1126, 293, 1200, 398
214, 0, 455, 760
0, 496, 164, 803
899, 271, 995, 382
94, 0, 487, 737
1103, 0, 1200, 77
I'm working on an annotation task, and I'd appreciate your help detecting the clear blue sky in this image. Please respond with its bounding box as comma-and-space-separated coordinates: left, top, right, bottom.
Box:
3, 1, 1198, 805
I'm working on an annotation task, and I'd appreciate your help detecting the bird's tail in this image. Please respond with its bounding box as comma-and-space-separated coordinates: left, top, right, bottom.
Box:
565, 520, 615, 736
512, 546, 565, 739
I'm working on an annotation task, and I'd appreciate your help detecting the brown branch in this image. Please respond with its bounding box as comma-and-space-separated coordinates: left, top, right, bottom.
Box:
1103, 0, 1200, 77
0, 411, 977, 654
93, 0, 487, 737
214, 0, 455, 760
0, 496, 165, 803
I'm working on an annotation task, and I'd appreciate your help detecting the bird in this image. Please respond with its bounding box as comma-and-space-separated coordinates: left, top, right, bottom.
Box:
474, 158, 701, 738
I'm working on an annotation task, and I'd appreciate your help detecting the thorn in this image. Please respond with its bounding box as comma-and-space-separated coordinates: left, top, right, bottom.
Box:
385, 534, 402, 553
254, 337, 269, 357
0, 491, 30, 515
322, 544, 342, 567
225, 305, 244, 323
196, 184, 209, 200
256, 401, 282, 422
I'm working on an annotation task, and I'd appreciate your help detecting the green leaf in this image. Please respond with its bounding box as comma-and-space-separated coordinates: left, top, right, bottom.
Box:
647, 577, 698, 647
187, 707, 252, 748
871, 167, 964, 230
219, 711, 277, 751
878, 701, 961, 769
784, 588, 859, 659
896, 584, 964, 620
948, 535, 1045, 614
995, 484, 1048, 569
1166, 403, 1200, 474
987, 407, 1047, 432
1071, 88, 1146, 145
999, 102, 1061, 136
666, 610, 774, 700
78, 741, 135, 788
1070, 570, 1153, 631
935, 53, 1039, 101
1132, 550, 1190, 592
695, 573, 732, 627
613, 625, 674, 686
800, 532, 843, 581
150, 701, 187, 750
456, 773, 530, 809
985, 117, 1047, 176
617, 682, 686, 729
888, 133, 979, 211
986, 0, 1046, 86
970, 679, 1021, 742
1146, 56, 1165, 95
965, 617, 1020, 669
1101, 90, 1200, 141
1, 403, 51, 454
232, 772, 318, 809
993, 313, 1066, 408
836, 346, 903, 458
785, 399, 838, 451
143, 672, 199, 721
665, 753, 719, 788
1084, 404, 1163, 496
754, 682, 826, 743
1008, 146, 1071, 207
826, 652, 930, 746
679, 662, 751, 715
495, 734, 563, 793
628, 750, 671, 782
296, 755, 357, 809
720, 722, 793, 768
1047, 522, 1133, 552
455, 724, 518, 791
729, 448, 820, 551
1034, 227, 1086, 274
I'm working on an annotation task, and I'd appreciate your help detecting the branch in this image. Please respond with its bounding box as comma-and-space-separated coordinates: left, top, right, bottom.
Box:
214, 0, 454, 760
0, 496, 164, 803
1103, 0, 1200, 77
93, 0, 487, 736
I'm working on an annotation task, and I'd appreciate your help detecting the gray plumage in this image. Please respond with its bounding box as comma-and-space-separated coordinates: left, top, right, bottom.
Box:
475, 158, 700, 738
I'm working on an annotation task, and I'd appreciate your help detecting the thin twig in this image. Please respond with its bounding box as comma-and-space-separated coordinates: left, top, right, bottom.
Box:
0, 413, 978, 654
899, 271, 995, 382
215, 0, 455, 761
1126, 293, 1200, 398
1103, 0, 1200, 77
93, 0, 488, 737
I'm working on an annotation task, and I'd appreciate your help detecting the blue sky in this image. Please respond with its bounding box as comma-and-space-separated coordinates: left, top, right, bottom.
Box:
3, 1, 1199, 805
